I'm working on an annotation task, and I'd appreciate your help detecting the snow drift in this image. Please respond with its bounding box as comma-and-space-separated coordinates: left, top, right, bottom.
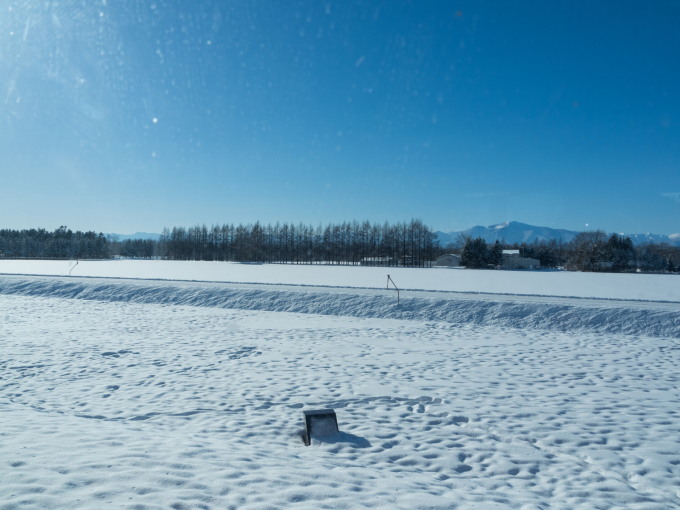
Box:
1, 275, 677, 338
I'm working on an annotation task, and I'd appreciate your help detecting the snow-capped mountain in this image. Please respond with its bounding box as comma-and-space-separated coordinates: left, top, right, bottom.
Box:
436, 221, 680, 247
436, 221, 578, 246
625, 233, 680, 246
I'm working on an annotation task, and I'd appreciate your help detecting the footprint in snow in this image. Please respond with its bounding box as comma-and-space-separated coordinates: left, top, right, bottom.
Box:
101, 350, 136, 358
214, 347, 262, 360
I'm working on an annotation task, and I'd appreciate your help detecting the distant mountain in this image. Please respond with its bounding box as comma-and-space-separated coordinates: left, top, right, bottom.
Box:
436, 221, 578, 247
626, 233, 680, 246
436, 221, 680, 247
106, 232, 161, 242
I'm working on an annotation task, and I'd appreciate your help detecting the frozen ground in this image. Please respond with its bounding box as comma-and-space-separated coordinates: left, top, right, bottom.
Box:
1, 261, 679, 509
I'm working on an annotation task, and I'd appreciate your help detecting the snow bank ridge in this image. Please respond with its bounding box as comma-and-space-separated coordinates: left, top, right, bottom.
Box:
1, 276, 678, 337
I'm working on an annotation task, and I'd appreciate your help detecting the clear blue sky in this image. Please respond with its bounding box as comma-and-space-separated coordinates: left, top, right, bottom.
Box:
1, 1, 679, 235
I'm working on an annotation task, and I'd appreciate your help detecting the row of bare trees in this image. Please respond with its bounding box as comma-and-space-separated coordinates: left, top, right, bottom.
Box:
156, 219, 437, 266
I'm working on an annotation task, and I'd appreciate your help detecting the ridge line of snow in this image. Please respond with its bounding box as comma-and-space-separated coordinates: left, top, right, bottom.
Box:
2, 272, 677, 305
1, 275, 678, 338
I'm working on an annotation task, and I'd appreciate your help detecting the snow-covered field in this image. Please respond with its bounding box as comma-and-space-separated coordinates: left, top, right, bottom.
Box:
1, 261, 679, 509
2, 258, 679, 301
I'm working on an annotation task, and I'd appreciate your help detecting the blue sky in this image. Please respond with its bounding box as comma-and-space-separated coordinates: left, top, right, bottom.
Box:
1, 0, 679, 235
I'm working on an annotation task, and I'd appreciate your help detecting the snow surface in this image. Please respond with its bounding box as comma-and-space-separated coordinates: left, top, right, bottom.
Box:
1, 261, 679, 509
1, 259, 679, 302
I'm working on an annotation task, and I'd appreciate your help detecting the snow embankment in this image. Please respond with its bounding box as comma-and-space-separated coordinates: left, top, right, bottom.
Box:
1, 259, 679, 301
1, 275, 678, 338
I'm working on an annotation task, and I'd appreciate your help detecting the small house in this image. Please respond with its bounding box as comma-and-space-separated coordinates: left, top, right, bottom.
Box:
501, 250, 540, 270
435, 254, 462, 267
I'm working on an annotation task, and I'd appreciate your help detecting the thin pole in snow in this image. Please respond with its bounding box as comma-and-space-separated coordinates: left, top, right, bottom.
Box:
387, 274, 399, 305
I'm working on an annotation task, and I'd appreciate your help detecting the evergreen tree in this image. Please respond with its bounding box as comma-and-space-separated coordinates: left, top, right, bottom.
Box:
461, 237, 489, 269
489, 240, 503, 267
606, 234, 635, 272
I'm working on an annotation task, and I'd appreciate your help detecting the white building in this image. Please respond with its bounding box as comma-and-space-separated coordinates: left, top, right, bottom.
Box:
501, 250, 540, 270
434, 254, 462, 267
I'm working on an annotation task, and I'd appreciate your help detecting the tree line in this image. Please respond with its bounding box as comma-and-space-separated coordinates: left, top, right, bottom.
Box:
0, 220, 438, 267
451, 231, 680, 273
2, 224, 678, 273
155, 219, 437, 266
0, 227, 109, 259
